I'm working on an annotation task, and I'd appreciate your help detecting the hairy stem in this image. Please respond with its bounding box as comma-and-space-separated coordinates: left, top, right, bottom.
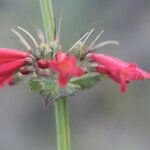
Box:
54, 98, 71, 150
39, 0, 55, 43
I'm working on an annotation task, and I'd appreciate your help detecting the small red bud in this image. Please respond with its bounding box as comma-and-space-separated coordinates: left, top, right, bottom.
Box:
37, 59, 49, 69
20, 67, 32, 75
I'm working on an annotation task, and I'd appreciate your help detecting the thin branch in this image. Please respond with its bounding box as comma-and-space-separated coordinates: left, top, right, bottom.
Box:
11, 29, 32, 50
17, 26, 39, 48
82, 28, 94, 44
68, 31, 90, 52
56, 15, 62, 43
88, 30, 104, 49
93, 40, 119, 49
37, 29, 45, 43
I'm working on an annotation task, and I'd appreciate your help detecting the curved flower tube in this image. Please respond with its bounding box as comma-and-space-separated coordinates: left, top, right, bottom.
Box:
89, 53, 150, 92
0, 48, 32, 87
0, 48, 29, 59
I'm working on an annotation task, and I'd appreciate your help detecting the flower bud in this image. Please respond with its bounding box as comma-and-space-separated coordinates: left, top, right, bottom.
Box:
19, 67, 33, 75
50, 41, 62, 52
73, 41, 86, 60
37, 59, 49, 69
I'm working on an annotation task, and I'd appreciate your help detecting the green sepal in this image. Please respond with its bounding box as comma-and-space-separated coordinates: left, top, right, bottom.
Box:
73, 41, 86, 60
29, 77, 80, 103
71, 73, 103, 89
29, 78, 42, 91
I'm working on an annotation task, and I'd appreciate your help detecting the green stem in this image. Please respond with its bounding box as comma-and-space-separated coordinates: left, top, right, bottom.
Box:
39, 1, 71, 150
54, 98, 71, 150
39, 0, 55, 43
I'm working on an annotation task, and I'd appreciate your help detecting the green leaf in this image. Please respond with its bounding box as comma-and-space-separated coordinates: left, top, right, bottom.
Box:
29, 79, 42, 91
29, 77, 80, 102
71, 73, 103, 89
29, 73, 103, 102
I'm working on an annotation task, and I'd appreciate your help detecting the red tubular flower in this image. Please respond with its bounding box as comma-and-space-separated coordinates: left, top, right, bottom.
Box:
0, 48, 30, 65
0, 59, 27, 76
49, 51, 84, 87
89, 53, 150, 92
0, 48, 29, 59
0, 58, 21, 65
0, 48, 31, 87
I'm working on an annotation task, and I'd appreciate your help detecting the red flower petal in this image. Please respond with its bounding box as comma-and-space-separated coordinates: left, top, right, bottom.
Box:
120, 78, 128, 93
0, 59, 26, 76
49, 51, 84, 87
96, 66, 110, 74
49, 60, 60, 71
55, 51, 67, 62
58, 73, 69, 87
0, 58, 20, 65
65, 56, 77, 66
96, 65, 121, 84
136, 68, 150, 79
90, 53, 127, 68
71, 67, 84, 77
0, 48, 28, 59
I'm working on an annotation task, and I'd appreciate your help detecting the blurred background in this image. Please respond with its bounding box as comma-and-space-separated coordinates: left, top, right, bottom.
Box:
0, 0, 150, 150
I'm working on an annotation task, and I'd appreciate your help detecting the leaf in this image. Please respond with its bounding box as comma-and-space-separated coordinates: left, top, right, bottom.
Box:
29, 78, 42, 91
29, 73, 103, 103
71, 73, 103, 89
29, 77, 80, 103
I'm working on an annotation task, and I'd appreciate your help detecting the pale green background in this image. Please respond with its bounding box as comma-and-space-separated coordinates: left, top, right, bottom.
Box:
0, 0, 150, 150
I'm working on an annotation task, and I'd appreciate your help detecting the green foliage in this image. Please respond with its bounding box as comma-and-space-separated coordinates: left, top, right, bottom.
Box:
29, 73, 103, 104
71, 73, 103, 89
29, 77, 80, 103
29, 78, 42, 91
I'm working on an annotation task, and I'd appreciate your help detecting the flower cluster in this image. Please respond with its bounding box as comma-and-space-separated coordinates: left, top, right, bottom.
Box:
0, 28, 149, 94
1, 47, 149, 93
0, 48, 84, 88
